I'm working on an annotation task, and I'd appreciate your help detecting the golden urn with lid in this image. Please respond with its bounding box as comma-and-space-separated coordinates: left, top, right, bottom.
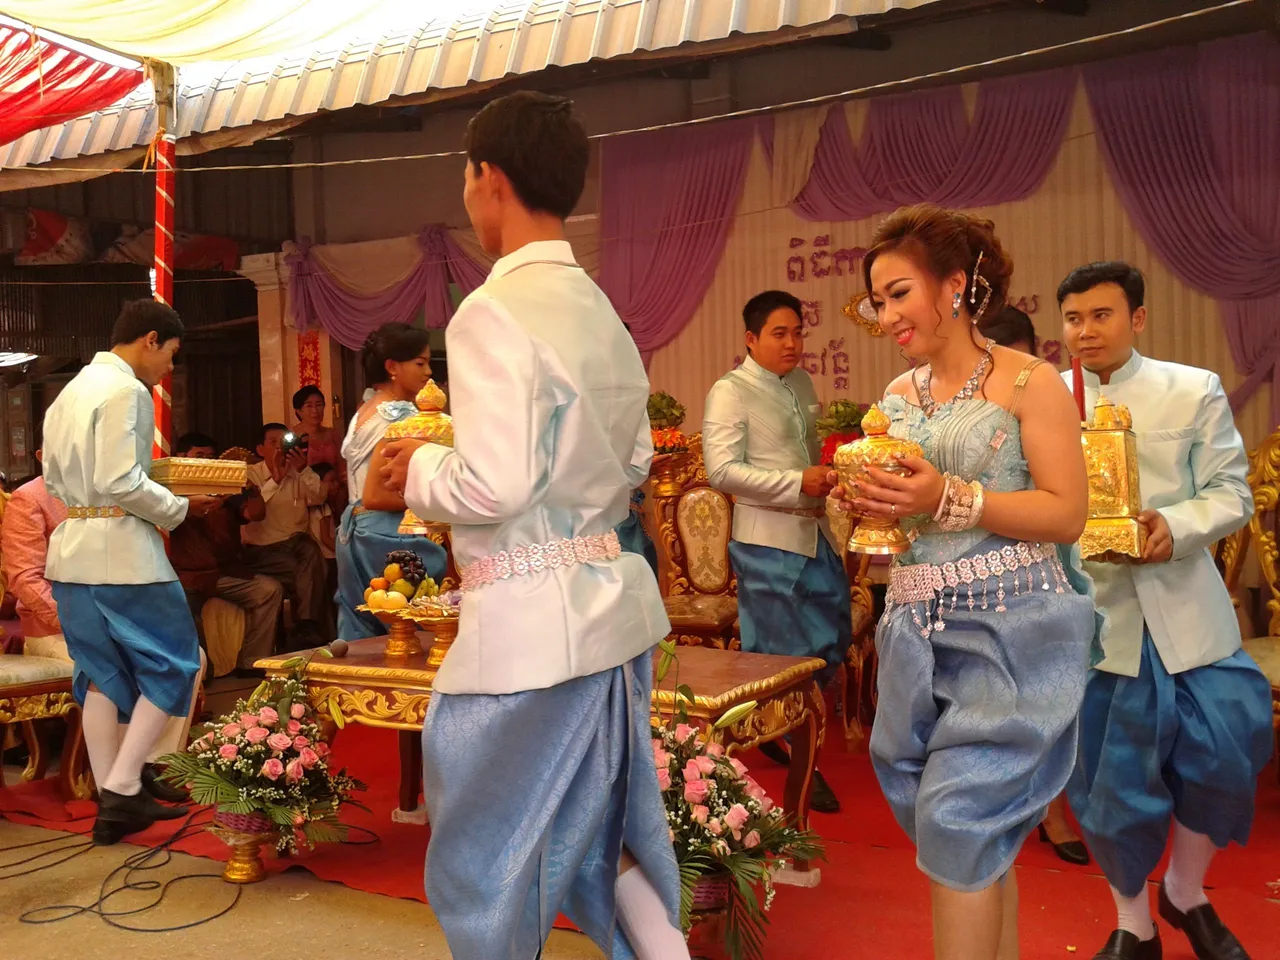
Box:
832, 404, 924, 555
1079, 394, 1147, 561
382, 380, 452, 538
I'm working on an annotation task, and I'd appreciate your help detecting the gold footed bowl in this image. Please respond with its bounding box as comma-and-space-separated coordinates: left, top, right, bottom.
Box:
832, 405, 924, 555
207, 811, 273, 883
356, 606, 425, 658
418, 612, 460, 678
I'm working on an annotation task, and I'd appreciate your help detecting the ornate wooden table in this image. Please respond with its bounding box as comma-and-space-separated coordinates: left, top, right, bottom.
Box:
258, 641, 828, 869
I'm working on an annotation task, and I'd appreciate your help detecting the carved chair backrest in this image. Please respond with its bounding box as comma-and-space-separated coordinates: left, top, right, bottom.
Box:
1246, 428, 1280, 637
0, 489, 8, 613
650, 434, 735, 598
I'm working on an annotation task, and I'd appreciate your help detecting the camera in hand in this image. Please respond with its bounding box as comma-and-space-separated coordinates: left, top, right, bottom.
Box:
281, 431, 310, 456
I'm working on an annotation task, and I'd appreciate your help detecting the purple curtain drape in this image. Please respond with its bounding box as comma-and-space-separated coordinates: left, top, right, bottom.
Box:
1084, 33, 1280, 423
287, 225, 489, 350
792, 68, 1076, 221
598, 118, 756, 360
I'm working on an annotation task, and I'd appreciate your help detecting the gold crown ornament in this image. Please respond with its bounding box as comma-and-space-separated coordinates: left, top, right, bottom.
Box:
383, 381, 453, 538
1079, 395, 1147, 561
831, 405, 925, 555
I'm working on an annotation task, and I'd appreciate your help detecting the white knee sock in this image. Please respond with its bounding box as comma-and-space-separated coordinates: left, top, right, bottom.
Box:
1163, 820, 1216, 913
82, 690, 123, 791
103, 697, 175, 797
615, 866, 691, 960
1110, 885, 1155, 940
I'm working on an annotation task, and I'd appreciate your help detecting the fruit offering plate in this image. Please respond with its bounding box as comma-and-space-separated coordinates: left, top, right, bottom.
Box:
150, 457, 247, 496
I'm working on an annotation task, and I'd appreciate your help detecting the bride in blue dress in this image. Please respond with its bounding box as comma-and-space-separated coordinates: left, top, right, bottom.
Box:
335, 323, 448, 639
831, 205, 1099, 960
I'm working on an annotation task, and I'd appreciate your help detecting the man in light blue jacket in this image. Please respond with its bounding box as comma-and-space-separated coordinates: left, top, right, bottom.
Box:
1059, 262, 1272, 960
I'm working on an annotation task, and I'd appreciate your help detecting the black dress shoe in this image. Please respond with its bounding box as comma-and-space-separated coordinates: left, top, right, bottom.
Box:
1092, 929, 1162, 959
92, 787, 186, 845
1157, 882, 1250, 960
141, 763, 191, 804
1037, 823, 1091, 865
810, 770, 840, 814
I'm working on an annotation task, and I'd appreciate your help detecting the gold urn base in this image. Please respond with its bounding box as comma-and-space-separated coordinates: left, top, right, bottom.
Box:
422, 616, 460, 680
383, 617, 424, 658
207, 825, 270, 883
849, 516, 913, 555
1080, 517, 1148, 562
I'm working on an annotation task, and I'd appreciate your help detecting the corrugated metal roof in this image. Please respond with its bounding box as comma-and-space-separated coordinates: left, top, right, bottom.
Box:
0, 0, 946, 170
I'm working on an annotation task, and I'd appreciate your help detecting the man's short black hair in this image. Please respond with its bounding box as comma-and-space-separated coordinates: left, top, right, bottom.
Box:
175, 432, 218, 455
464, 91, 588, 220
1056, 261, 1145, 312
110, 299, 184, 347
259, 422, 288, 446
742, 290, 804, 337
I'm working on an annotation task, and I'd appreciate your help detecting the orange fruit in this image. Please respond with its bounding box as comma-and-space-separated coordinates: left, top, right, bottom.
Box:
370, 577, 390, 591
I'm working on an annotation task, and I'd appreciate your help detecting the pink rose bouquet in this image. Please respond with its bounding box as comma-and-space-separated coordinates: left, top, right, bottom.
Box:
650, 639, 823, 960
157, 656, 366, 854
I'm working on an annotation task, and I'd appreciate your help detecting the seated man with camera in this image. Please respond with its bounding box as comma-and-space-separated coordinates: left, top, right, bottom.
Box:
241, 422, 333, 641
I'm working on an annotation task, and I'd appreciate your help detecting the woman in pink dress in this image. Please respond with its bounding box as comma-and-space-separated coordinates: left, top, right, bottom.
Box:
292, 385, 344, 480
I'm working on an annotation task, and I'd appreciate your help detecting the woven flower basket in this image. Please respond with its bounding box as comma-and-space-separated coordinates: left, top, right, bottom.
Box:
213, 810, 273, 834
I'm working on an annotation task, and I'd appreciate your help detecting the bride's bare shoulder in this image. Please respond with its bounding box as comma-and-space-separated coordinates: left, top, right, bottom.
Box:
884, 369, 917, 398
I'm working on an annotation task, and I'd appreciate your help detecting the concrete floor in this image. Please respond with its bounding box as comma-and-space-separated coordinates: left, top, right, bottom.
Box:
0, 820, 604, 960
2, 672, 605, 959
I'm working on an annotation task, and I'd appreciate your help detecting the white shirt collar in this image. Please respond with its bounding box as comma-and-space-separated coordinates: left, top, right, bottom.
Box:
92, 351, 138, 379
489, 240, 577, 282
1082, 349, 1144, 388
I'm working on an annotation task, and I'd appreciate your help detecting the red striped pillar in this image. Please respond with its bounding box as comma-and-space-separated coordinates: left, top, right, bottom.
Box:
152, 133, 176, 460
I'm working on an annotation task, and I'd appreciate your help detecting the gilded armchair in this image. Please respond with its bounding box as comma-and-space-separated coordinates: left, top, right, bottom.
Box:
1239, 430, 1280, 773
648, 434, 740, 649
829, 505, 879, 748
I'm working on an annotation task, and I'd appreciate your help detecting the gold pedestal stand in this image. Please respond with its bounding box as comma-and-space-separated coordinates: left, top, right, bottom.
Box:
1079, 396, 1147, 561
207, 816, 272, 883
359, 608, 425, 658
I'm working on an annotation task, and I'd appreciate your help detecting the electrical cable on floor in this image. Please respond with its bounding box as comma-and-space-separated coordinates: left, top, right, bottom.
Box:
3, 803, 384, 930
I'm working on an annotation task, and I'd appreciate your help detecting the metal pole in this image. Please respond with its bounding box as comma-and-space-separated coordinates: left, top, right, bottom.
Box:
150, 60, 176, 459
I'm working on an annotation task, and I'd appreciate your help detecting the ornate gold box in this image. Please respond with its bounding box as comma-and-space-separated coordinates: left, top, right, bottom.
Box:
1079, 396, 1147, 561
150, 457, 247, 496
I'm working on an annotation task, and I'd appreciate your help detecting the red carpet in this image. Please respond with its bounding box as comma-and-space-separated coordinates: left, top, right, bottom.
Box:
3, 726, 1278, 958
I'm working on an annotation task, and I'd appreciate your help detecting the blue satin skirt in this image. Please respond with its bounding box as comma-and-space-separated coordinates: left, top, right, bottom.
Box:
728, 536, 852, 681
870, 536, 1094, 891
421, 650, 679, 960
334, 504, 448, 640
50, 580, 201, 722
615, 512, 658, 577
1067, 633, 1274, 897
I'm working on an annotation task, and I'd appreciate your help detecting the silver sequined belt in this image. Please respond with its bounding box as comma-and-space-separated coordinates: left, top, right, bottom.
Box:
886, 541, 1068, 636
459, 530, 622, 592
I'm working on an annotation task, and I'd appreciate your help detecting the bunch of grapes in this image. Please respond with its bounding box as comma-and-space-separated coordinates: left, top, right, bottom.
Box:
385, 550, 426, 587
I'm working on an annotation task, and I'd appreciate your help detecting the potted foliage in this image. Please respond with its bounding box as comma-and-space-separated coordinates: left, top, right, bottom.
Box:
652, 641, 824, 960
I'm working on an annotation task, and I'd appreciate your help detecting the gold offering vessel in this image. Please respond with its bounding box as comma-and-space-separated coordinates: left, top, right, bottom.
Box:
355, 603, 459, 676
832, 405, 924, 555
150, 457, 247, 496
1079, 395, 1147, 561
382, 381, 452, 538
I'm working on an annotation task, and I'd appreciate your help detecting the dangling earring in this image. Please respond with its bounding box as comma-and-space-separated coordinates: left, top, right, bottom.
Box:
952, 292, 961, 320
968, 251, 993, 324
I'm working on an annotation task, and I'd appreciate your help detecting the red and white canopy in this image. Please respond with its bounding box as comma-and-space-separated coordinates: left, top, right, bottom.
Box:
0, 16, 143, 148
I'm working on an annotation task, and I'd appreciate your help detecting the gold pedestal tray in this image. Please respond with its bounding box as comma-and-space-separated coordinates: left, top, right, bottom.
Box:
359, 607, 425, 658
207, 813, 273, 883
649, 451, 691, 499
1080, 396, 1147, 561
832, 405, 924, 555
356, 605, 459, 671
